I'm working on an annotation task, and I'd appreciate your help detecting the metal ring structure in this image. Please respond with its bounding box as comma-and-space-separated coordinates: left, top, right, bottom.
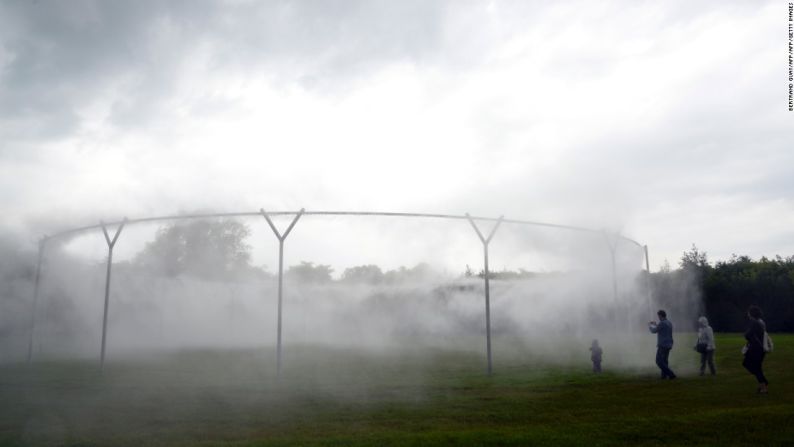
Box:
27, 210, 650, 376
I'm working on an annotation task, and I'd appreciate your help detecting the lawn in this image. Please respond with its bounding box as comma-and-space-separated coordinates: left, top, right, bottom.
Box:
1, 334, 792, 446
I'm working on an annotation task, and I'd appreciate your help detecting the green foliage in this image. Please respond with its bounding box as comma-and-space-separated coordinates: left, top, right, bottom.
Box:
288, 262, 440, 285
381, 263, 436, 283
134, 219, 256, 280
478, 268, 543, 280
286, 261, 334, 284
702, 254, 794, 332
464, 264, 546, 281
679, 243, 710, 271
652, 247, 794, 332
341, 264, 384, 284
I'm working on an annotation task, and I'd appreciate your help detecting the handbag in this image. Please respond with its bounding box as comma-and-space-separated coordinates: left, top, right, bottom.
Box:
695, 343, 707, 354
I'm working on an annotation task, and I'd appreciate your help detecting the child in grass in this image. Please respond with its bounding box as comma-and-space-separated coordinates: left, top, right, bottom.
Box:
590, 339, 603, 373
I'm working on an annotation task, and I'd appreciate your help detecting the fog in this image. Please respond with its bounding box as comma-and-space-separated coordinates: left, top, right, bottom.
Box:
1, 216, 702, 372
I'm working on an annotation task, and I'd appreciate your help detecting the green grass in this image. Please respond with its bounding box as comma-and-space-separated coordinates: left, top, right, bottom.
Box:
1, 334, 793, 446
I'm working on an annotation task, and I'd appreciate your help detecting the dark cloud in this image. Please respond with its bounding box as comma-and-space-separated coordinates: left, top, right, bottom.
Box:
0, 0, 454, 141
0, 0, 769, 144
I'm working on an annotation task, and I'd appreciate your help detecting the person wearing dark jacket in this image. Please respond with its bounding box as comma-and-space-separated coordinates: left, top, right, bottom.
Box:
649, 309, 676, 379
743, 305, 768, 394
590, 339, 603, 373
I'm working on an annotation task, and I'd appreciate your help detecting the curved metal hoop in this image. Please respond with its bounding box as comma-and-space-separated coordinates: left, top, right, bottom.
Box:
42, 210, 643, 246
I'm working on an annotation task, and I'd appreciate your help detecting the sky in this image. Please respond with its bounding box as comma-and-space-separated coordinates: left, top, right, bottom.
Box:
1, 0, 793, 271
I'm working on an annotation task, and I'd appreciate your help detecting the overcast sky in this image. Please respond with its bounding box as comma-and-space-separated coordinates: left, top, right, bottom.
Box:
1, 0, 792, 270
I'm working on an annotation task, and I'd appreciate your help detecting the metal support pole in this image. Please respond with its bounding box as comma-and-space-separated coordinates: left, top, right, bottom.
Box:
276, 238, 285, 372
644, 245, 653, 316
261, 208, 304, 377
610, 249, 619, 307
603, 232, 619, 309
99, 219, 126, 370
27, 237, 48, 364
601, 232, 628, 364
466, 214, 503, 376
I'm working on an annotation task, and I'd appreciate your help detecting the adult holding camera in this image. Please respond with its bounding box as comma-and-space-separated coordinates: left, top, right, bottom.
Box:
695, 316, 716, 376
649, 309, 676, 380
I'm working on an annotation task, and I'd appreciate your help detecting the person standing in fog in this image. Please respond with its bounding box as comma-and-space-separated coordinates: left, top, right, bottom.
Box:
590, 339, 603, 373
649, 309, 676, 379
743, 305, 769, 394
696, 316, 716, 376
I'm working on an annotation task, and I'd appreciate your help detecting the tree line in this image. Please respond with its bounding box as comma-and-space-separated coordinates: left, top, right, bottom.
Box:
650, 245, 794, 332
131, 219, 441, 284
132, 220, 794, 332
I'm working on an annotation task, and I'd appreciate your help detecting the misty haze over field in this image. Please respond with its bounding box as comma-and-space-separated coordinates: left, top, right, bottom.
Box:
0, 215, 693, 372
0, 0, 789, 374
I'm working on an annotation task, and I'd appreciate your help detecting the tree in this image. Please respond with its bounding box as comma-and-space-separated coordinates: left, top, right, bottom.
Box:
382, 263, 435, 283
651, 249, 794, 332
341, 265, 384, 284
680, 244, 711, 316
134, 219, 255, 280
286, 261, 334, 284
680, 244, 709, 271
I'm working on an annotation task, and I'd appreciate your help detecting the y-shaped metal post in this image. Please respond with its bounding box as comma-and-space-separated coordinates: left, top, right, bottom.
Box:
100, 219, 126, 371
466, 214, 503, 376
603, 231, 620, 310
27, 236, 48, 364
644, 245, 654, 316
261, 208, 304, 377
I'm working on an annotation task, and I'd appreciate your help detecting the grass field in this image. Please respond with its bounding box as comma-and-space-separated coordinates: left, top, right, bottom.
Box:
1, 334, 793, 446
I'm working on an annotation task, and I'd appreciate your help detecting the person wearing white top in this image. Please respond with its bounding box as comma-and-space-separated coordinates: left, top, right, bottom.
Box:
697, 316, 716, 376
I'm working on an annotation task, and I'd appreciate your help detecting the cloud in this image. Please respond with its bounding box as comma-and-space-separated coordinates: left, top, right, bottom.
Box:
0, 0, 791, 270
0, 0, 455, 141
